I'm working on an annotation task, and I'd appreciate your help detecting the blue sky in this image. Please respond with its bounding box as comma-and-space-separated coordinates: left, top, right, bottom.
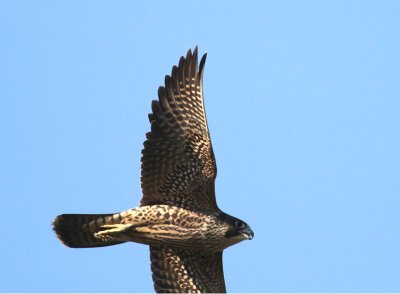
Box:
1, 1, 400, 292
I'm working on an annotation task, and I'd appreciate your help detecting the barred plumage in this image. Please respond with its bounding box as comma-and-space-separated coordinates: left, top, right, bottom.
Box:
53, 47, 253, 293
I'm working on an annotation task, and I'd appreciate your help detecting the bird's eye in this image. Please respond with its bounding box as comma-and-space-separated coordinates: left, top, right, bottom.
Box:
235, 220, 245, 229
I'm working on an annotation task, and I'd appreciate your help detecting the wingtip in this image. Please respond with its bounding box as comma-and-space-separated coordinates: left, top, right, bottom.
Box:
200, 51, 207, 63
199, 51, 207, 78
182, 46, 206, 71
193, 46, 199, 64
186, 48, 192, 60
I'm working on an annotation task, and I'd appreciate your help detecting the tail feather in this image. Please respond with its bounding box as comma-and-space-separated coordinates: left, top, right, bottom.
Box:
53, 213, 124, 248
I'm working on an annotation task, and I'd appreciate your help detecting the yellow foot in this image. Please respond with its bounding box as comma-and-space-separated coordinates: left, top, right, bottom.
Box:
94, 224, 133, 241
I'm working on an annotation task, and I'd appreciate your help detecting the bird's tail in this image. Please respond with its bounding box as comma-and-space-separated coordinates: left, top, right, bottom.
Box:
53, 213, 124, 248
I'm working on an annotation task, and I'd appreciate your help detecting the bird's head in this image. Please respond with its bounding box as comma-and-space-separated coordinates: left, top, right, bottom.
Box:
218, 212, 254, 244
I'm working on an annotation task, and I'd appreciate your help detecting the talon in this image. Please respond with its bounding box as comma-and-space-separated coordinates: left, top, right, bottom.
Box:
94, 232, 113, 241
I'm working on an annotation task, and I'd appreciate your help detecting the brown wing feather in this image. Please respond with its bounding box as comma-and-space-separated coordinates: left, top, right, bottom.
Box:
140, 47, 218, 210
150, 246, 226, 293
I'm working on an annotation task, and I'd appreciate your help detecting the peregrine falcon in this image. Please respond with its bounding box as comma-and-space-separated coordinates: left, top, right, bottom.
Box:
53, 47, 254, 293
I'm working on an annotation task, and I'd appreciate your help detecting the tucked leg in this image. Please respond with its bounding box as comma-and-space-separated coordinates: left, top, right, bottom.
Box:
94, 224, 134, 241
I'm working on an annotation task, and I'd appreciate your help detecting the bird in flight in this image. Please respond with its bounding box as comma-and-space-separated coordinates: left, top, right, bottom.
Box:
53, 47, 254, 293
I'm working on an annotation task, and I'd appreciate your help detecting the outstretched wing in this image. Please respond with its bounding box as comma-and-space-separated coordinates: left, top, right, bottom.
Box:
150, 246, 226, 293
140, 47, 218, 210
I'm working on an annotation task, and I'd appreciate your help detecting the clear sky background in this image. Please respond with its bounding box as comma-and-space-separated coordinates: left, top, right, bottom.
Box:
1, 1, 400, 292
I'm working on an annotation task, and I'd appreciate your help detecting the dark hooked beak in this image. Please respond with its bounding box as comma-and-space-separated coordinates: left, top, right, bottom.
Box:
240, 227, 254, 240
